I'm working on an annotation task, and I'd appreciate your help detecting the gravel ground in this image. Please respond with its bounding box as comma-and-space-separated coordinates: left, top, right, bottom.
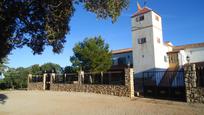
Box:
0, 91, 204, 115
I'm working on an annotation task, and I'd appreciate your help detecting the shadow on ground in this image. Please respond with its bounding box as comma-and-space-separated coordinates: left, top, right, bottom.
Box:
0, 94, 8, 104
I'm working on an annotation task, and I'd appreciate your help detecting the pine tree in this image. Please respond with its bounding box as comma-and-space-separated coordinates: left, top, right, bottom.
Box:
0, 0, 129, 62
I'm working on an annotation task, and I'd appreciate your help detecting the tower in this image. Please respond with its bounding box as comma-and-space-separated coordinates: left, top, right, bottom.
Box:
131, 4, 169, 75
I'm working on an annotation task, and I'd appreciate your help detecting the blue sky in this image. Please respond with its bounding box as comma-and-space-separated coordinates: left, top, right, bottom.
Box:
7, 0, 204, 68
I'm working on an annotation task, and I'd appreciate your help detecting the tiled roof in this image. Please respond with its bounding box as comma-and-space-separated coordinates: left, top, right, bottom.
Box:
131, 7, 152, 18
112, 48, 132, 54
173, 42, 204, 51
111, 43, 204, 54
164, 41, 174, 47
184, 61, 204, 67
167, 51, 179, 54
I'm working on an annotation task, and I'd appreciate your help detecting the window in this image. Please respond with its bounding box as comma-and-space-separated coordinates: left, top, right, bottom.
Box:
136, 15, 144, 22
135, 17, 139, 22
157, 37, 161, 43
139, 15, 144, 21
155, 15, 159, 21
127, 55, 130, 59
168, 53, 179, 64
164, 56, 167, 62
138, 38, 146, 44
112, 59, 115, 65
118, 57, 126, 65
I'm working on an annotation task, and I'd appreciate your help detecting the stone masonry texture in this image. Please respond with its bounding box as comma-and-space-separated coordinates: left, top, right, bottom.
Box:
27, 68, 133, 97
185, 64, 204, 104
50, 84, 129, 97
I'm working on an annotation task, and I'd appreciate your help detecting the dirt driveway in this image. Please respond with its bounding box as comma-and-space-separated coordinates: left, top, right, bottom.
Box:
0, 91, 203, 115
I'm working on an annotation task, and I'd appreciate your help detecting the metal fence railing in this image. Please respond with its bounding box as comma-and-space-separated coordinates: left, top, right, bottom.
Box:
29, 70, 126, 85
141, 70, 185, 87
54, 73, 78, 84
83, 71, 125, 85
196, 67, 204, 87
30, 75, 43, 83
52, 71, 125, 85
135, 70, 186, 101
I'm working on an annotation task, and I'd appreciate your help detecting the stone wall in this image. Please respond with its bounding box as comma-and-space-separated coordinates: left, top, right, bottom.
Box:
28, 82, 44, 90
50, 68, 133, 97
185, 64, 204, 103
50, 84, 129, 97
27, 68, 134, 98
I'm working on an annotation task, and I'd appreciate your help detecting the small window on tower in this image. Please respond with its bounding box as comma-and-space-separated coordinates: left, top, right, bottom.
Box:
139, 15, 144, 21
157, 38, 161, 44
138, 38, 146, 44
135, 17, 139, 22
164, 56, 168, 62
136, 15, 144, 22
155, 15, 159, 21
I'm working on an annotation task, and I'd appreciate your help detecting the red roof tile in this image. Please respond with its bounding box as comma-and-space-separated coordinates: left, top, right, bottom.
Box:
173, 42, 204, 51
131, 7, 152, 18
112, 48, 132, 54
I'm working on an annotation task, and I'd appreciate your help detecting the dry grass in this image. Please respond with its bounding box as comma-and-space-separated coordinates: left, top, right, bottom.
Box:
0, 91, 204, 115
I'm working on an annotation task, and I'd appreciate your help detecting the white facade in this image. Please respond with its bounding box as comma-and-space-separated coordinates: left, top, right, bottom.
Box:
174, 47, 204, 67
185, 47, 204, 63
178, 50, 187, 66
132, 8, 169, 74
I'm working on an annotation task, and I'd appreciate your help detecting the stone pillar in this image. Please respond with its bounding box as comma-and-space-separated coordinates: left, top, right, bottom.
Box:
125, 69, 128, 86
78, 71, 84, 84
185, 64, 197, 103
125, 68, 135, 98
129, 69, 134, 98
43, 73, 47, 90
51, 72, 56, 84
81, 71, 84, 84
101, 72, 104, 84
89, 75, 93, 84
27, 74, 32, 89
64, 74, 67, 83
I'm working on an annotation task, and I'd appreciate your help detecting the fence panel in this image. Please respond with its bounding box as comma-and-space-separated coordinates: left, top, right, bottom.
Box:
54, 73, 78, 84
197, 67, 204, 87
30, 75, 43, 83
37, 70, 126, 85
84, 71, 125, 85
135, 70, 186, 101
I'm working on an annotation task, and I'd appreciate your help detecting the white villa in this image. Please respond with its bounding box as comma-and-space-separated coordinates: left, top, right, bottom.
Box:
112, 5, 204, 77
112, 48, 133, 67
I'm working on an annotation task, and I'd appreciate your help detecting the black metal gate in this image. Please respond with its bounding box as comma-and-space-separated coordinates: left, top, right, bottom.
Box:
196, 67, 204, 87
136, 70, 186, 101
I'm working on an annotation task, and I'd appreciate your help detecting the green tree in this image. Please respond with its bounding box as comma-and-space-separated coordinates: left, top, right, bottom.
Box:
15, 67, 29, 88
0, 57, 8, 72
70, 36, 112, 73
0, 0, 129, 62
64, 66, 78, 73
30, 64, 41, 75
0, 57, 8, 81
3, 67, 29, 89
41, 63, 62, 74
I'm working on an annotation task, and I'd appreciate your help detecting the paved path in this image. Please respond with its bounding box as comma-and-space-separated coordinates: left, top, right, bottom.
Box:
0, 91, 204, 115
